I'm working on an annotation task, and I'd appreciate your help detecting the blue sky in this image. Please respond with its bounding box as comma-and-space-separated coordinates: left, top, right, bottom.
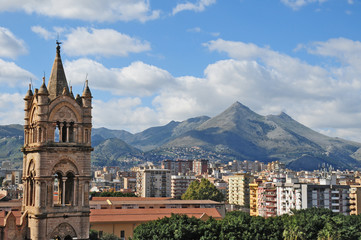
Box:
1, 0, 361, 142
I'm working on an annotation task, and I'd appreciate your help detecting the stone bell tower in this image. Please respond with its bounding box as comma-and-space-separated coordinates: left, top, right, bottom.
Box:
22, 42, 93, 240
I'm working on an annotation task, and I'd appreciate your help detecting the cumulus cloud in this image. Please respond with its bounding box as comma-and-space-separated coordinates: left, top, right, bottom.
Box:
0, 59, 35, 87
64, 59, 174, 97
63, 27, 151, 57
0, 27, 27, 59
31, 26, 54, 40
172, 0, 216, 15
306, 38, 361, 66
93, 98, 159, 132
0, 93, 24, 125
280, 0, 327, 10
0, 0, 160, 22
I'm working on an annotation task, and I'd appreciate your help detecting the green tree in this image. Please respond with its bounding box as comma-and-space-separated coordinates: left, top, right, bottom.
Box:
101, 233, 120, 240
181, 178, 224, 202
89, 230, 100, 240
132, 214, 205, 240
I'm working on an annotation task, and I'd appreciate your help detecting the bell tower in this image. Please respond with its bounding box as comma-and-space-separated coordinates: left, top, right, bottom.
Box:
22, 42, 93, 240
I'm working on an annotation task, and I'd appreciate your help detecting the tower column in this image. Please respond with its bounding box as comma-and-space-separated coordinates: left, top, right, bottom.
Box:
66, 124, 70, 142
59, 123, 64, 142
62, 177, 67, 206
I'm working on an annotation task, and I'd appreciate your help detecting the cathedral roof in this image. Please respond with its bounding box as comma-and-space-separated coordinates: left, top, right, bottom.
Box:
47, 42, 69, 100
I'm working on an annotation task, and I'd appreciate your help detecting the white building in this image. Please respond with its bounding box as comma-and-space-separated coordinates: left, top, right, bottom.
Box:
276, 181, 302, 216
136, 168, 171, 197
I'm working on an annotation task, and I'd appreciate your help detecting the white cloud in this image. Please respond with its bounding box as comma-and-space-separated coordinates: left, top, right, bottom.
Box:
31, 26, 54, 40
93, 98, 159, 133
306, 38, 361, 66
0, 93, 24, 125
172, 0, 216, 15
63, 27, 151, 57
0, 59, 35, 87
280, 0, 327, 10
64, 59, 174, 97
0, 27, 27, 59
0, 0, 160, 22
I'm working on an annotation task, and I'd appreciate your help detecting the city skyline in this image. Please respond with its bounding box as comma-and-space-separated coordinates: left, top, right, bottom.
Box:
1, 0, 361, 142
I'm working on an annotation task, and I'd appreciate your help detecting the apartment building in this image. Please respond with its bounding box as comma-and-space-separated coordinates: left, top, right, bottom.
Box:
136, 168, 171, 197
257, 182, 277, 218
228, 173, 254, 206
171, 174, 196, 199
301, 184, 350, 215
162, 159, 193, 175
349, 185, 361, 215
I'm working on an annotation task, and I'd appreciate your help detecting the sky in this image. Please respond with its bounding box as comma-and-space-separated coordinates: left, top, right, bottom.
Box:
1, 0, 361, 142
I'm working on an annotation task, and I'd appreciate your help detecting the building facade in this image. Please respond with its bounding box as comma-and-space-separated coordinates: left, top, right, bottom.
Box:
171, 174, 196, 199
228, 173, 253, 206
136, 168, 171, 197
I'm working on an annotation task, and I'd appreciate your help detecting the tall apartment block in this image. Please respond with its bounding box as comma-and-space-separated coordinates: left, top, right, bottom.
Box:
171, 174, 196, 199
257, 182, 277, 218
193, 159, 209, 175
228, 173, 254, 206
349, 185, 361, 215
136, 168, 171, 197
301, 184, 350, 215
162, 159, 193, 175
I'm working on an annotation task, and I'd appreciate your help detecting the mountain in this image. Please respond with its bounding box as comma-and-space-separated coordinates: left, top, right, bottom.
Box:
0, 124, 24, 168
2, 102, 361, 170
160, 102, 361, 170
92, 138, 143, 168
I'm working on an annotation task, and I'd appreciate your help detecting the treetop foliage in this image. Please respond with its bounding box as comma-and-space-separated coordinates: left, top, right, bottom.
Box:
181, 178, 224, 202
132, 208, 361, 240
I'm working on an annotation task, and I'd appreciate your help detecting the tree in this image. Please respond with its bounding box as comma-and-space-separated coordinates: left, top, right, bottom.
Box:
181, 178, 224, 202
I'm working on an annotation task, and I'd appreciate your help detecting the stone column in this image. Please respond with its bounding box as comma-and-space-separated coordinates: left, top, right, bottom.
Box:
66, 124, 70, 142
62, 177, 67, 206
36, 181, 41, 207
59, 123, 64, 142
73, 176, 78, 206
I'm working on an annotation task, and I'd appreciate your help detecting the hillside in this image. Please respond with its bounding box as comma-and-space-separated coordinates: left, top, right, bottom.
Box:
2, 102, 361, 170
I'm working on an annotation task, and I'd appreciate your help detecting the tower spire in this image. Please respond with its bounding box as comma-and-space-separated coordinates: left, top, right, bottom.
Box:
47, 41, 69, 100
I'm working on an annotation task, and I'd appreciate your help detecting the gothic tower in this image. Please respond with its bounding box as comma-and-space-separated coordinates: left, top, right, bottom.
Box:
22, 43, 93, 240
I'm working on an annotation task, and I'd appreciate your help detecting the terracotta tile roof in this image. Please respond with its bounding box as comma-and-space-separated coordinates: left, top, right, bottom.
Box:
90, 208, 223, 223
90, 197, 221, 205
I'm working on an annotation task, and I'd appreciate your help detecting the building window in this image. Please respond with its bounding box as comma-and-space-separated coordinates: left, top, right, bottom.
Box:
120, 230, 125, 240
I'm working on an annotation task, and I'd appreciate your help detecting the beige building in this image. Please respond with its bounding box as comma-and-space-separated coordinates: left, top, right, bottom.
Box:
228, 173, 254, 206
349, 185, 361, 215
171, 174, 196, 199
21, 42, 93, 240
136, 168, 171, 197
